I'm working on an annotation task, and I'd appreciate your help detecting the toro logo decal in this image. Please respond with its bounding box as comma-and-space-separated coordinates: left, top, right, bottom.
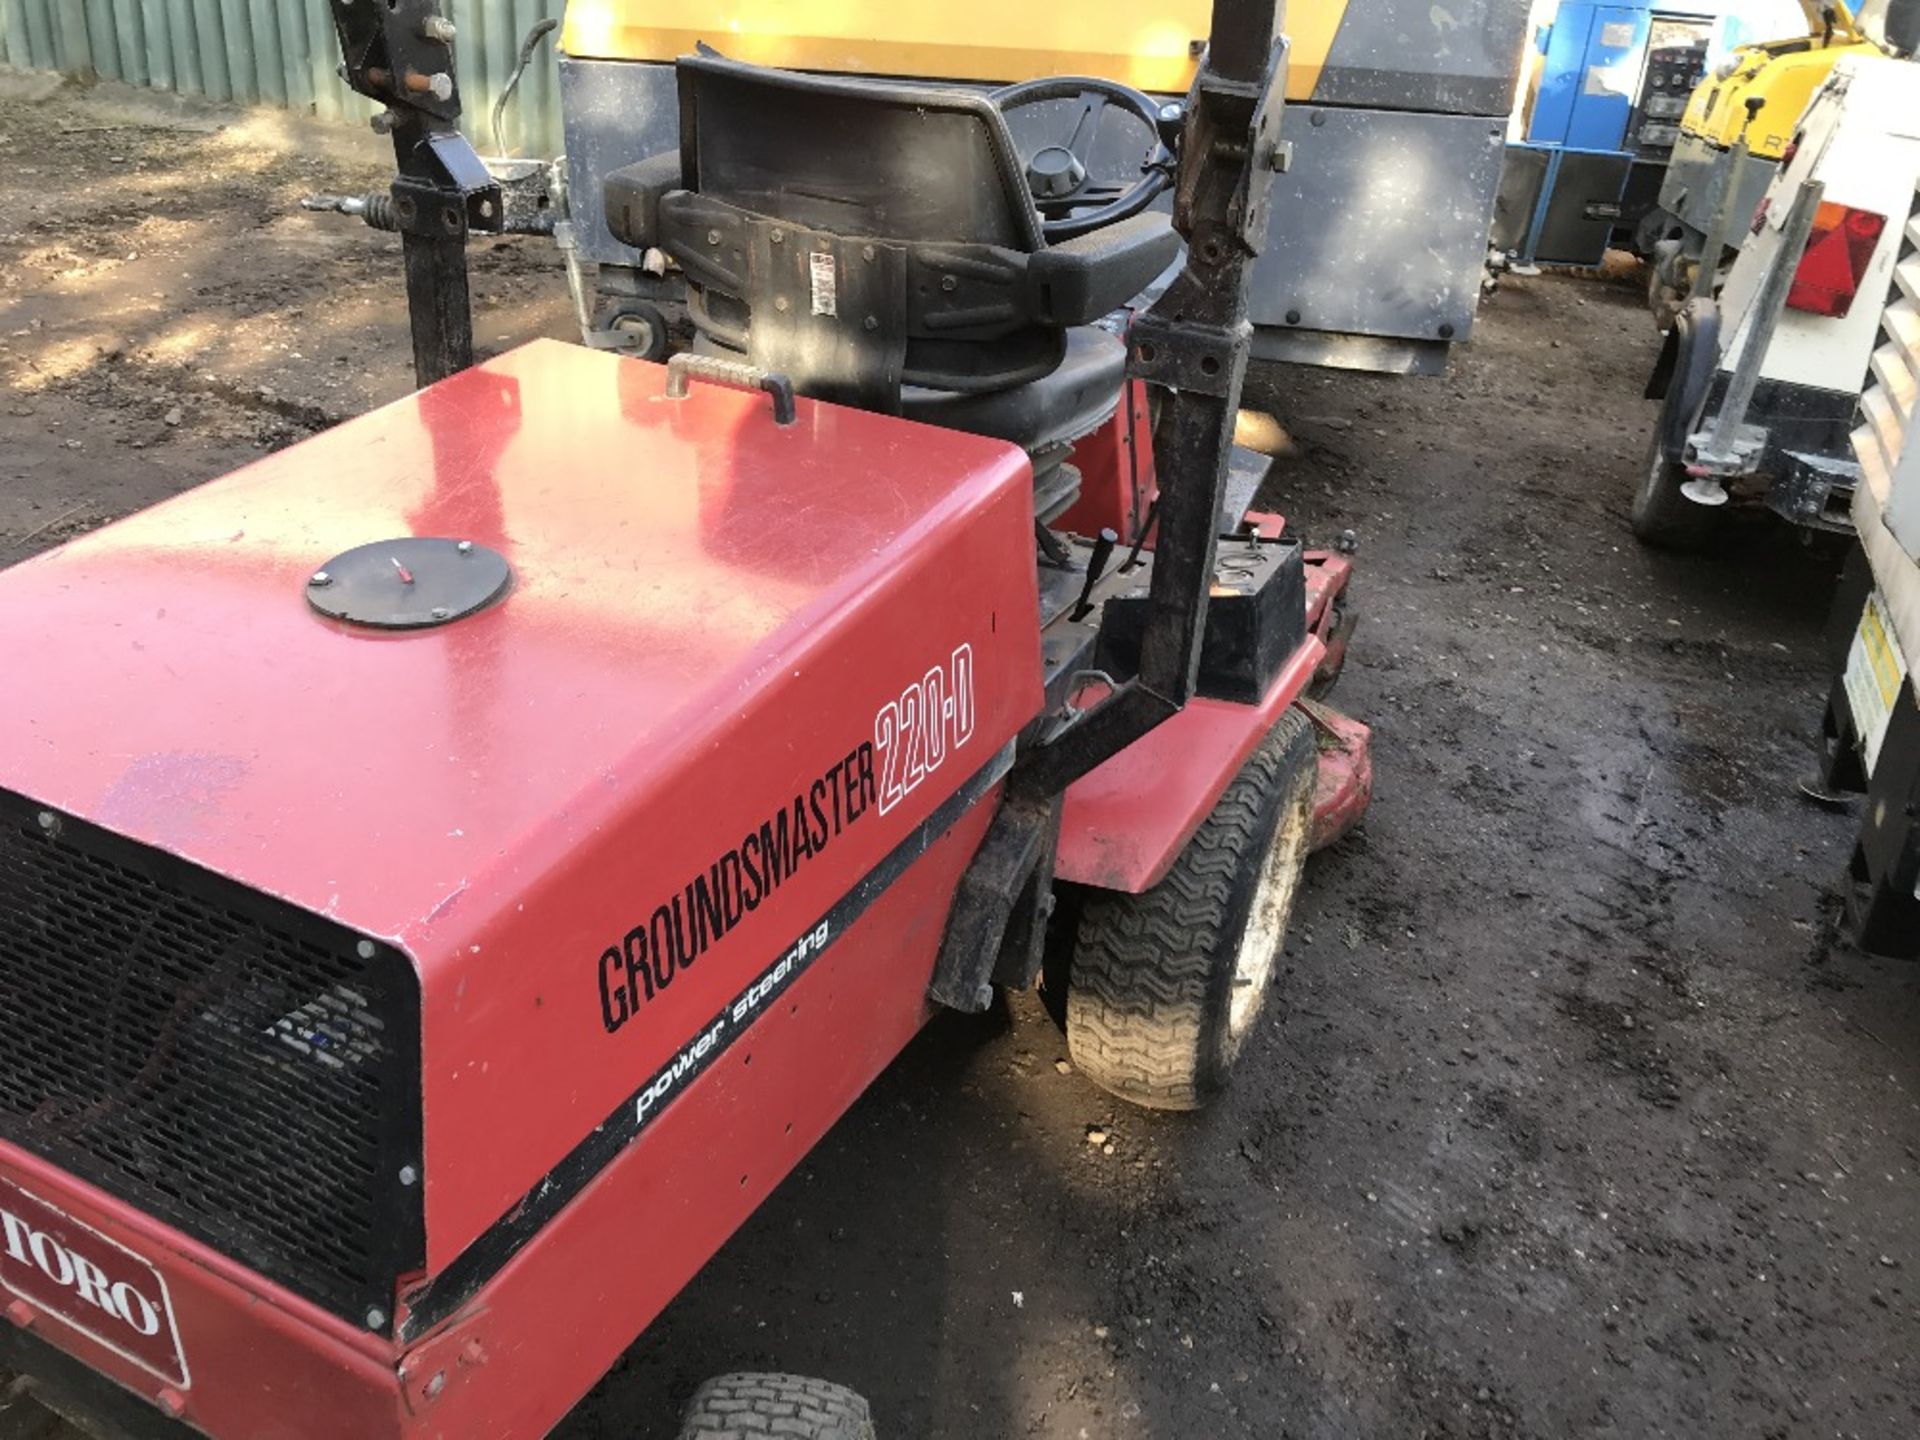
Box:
0, 1176, 188, 1387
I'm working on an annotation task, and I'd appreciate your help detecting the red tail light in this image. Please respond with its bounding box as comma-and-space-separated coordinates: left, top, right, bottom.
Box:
1786, 201, 1887, 317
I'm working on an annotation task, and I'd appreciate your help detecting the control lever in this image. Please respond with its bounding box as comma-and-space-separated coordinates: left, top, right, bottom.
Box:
1156, 100, 1185, 153
1069, 529, 1120, 623
1120, 497, 1157, 573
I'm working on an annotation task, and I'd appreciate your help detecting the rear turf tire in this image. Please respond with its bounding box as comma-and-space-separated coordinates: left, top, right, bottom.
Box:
1065, 707, 1317, 1110
1630, 432, 1716, 550
677, 1373, 875, 1440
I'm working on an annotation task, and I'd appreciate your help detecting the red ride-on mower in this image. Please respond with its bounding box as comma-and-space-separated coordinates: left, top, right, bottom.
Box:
0, 3, 1369, 1436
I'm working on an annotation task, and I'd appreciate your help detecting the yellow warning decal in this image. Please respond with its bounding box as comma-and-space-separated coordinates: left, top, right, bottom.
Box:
1845, 590, 1909, 774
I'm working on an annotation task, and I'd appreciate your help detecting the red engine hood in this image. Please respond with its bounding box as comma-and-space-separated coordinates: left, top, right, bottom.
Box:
0, 340, 1044, 1263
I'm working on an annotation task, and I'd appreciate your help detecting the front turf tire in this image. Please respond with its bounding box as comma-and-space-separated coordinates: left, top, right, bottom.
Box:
677, 1373, 875, 1440
1065, 707, 1317, 1110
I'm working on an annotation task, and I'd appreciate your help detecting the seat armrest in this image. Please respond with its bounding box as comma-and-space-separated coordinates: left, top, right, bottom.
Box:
603, 151, 684, 248
1026, 214, 1183, 327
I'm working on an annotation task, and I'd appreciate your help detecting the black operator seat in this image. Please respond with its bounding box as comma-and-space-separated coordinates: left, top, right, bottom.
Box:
602, 54, 1181, 520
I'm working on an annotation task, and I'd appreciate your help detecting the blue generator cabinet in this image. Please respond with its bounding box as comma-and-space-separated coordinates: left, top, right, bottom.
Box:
1502, 0, 1725, 266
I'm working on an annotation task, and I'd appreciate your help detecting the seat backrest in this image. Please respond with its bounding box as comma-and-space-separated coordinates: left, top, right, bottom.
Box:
619, 55, 1179, 414
677, 56, 1046, 254
655, 56, 1071, 411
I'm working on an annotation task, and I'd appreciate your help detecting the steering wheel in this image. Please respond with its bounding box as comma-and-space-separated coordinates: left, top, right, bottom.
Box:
991, 77, 1177, 243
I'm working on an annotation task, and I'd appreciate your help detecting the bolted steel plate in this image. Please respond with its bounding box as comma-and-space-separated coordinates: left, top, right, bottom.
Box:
306, 537, 510, 630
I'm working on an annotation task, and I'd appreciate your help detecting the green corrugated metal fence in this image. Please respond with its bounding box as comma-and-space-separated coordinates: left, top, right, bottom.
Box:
0, 0, 566, 155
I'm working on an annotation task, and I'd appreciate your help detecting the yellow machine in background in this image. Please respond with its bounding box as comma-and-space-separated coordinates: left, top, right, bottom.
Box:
1678, 0, 1869, 155
1646, 0, 1878, 318
560, 0, 1351, 99
554, 0, 1535, 374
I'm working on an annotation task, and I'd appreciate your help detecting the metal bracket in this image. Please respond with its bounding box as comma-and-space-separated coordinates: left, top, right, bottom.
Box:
1686, 421, 1767, 477
327, 0, 505, 386
1016, 0, 1287, 800
303, 158, 553, 238
1125, 316, 1245, 396
393, 131, 506, 238
329, 0, 464, 126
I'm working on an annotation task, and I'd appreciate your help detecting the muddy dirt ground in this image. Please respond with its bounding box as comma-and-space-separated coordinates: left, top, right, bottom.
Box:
2, 74, 1917, 1440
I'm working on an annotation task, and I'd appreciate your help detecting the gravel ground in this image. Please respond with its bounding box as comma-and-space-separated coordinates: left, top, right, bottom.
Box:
2, 73, 1917, 1440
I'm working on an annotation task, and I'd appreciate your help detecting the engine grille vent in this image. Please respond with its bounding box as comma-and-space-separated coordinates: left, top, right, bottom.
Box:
0, 793, 422, 1327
